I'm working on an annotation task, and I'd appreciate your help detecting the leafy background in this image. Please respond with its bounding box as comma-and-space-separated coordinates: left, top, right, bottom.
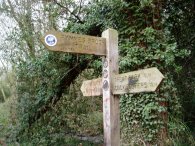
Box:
0, 0, 194, 145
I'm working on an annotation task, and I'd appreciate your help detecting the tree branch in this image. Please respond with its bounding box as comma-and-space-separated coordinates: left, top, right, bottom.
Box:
78, 0, 83, 15
21, 5, 103, 133
188, 34, 195, 44
7, 0, 35, 58
53, 0, 84, 24
29, 59, 91, 126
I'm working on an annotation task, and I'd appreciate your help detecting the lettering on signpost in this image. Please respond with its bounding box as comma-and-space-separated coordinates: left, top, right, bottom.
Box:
81, 67, 164, 96
40, 30, 106, 55
41, 29, 165, 146
81, 78, 102, 97
112, 68, 164, 94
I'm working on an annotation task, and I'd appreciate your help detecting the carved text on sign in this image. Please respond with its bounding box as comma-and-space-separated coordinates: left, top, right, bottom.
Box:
41, 30, 106, 55
81, 67, 164, 96
112, 68, 164, 94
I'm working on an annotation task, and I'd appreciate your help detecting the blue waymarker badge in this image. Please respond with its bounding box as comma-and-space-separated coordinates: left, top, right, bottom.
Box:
45, 34, 57, 46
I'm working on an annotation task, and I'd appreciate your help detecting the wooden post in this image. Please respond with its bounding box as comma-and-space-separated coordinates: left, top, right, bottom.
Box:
41, 29, 165, 146
102, 29, 120, 146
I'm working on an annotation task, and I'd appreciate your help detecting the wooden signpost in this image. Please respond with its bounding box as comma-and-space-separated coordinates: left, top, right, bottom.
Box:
40, 30, 106, 55
81, 67, 164, 96
41, 29, 164, 146
81, 78, 102, 97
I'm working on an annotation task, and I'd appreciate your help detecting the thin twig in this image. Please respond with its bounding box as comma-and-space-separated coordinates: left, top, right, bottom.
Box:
78, 0, 83, 15
53, 0, 83, 23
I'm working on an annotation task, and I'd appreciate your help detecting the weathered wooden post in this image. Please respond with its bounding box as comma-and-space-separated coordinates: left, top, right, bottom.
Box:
41, 28, 165, 146
102, 29, 120, 146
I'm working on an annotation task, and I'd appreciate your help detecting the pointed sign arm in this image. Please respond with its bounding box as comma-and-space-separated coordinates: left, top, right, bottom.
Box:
80, 67, 164, 96
40, 30, 106, 55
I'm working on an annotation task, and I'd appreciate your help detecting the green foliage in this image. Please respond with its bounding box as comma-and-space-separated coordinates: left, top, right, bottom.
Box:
121, 93, 162, 142
165, 0, 195, 132
1, 0, 194, 145
13, 51, 102, 144
0, 83, 11, 102
0, 101, 10, 139
75, 111, 103, 136
90, 1, 191, 144
168, 116, 195, 146
139, 0, 154, 8
14, 0, 193, 144
0, 72, 13, 102
0, 98, 16, 144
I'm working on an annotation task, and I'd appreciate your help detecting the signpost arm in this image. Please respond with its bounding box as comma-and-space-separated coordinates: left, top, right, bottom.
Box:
102, 29, 120, 146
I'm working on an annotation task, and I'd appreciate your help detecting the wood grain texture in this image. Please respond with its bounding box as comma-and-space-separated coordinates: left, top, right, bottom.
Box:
81, 78, 102, 96
112, 67, 164, 94
102, 29, 120, 146
40, 30, 106, 55
81, 67, 164, 96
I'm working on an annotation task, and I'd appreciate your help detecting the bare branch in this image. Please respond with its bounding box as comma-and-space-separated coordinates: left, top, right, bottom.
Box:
7, 0, 21, 26
78, 0, 83, 15
53, 0, 84, 24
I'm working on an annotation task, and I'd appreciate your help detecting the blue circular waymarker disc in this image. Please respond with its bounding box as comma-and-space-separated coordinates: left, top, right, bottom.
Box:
44, 34, 57, 46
